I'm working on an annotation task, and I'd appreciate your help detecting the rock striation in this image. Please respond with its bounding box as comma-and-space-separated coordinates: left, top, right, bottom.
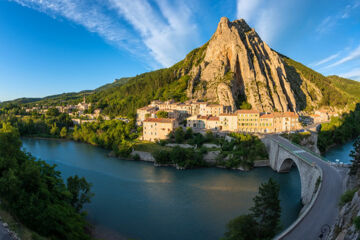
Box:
186, 17, 318, 112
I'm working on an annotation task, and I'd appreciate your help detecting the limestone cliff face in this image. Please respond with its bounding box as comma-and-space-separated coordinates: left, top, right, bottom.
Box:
186, 17, 307, 112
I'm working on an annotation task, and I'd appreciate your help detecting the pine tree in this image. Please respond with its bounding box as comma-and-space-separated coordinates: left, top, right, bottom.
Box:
222, 178, 281, 240
250, 178, 281, 239
350, 137, 360, 175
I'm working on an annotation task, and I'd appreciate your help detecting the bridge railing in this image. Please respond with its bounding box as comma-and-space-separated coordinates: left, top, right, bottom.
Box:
277, 136, 332, 164
269, 136, 315, 166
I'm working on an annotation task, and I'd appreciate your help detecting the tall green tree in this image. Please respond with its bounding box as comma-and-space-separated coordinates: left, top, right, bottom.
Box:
350, 137, 360, 175
67, 175, 94, 212
250, 178, 281, 239
222, 214, 257, 240
223, 178, 281, 240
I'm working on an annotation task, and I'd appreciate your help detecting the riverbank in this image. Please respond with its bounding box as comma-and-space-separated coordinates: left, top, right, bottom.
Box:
127, 149, 269, 171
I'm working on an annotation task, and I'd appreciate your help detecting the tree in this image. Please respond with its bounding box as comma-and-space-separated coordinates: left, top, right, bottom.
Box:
185, 127, 193, 140
222, 214, 257, 240
67, 175, 94, 212
46, 107, 60, 117
50, 123, 59, 136
60, 127, 67, 138
174, 127, 185, 143
157, 111, 169, 118
250, 178, 281, 239
223, 178, 281, 240
240, 101, 252, 110
349, 137, 360, 175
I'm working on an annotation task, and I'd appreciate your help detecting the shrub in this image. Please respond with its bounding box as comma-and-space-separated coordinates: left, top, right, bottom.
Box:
354, 216, 360, 230
133, 154, 141, 161
339, 189, 357, 206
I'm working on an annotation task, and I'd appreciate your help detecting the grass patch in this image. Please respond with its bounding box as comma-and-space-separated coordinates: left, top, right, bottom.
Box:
134, 142, 172, 154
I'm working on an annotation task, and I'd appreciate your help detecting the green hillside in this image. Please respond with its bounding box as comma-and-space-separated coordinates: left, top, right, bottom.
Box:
327, 75, 360, 100
281, 56, 354, 108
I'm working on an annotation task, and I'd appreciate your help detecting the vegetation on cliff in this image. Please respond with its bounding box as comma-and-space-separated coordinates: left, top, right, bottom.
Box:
0, 123, 93, 240
282, 56, 353, 109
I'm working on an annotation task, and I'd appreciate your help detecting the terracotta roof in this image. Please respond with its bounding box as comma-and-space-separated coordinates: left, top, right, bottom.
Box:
311, 114, 321, 117
198, 116, 209, 120
282, 112, 298, 118
260, 114, 274, 119
207, 104, 222, 107
143, 118, 176, 123
236, 109, 260, 114
208, 116, 220, 121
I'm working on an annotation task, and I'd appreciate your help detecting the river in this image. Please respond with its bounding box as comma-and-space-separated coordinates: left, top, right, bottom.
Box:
22, 138, 302, 240
324, 140, 355, 164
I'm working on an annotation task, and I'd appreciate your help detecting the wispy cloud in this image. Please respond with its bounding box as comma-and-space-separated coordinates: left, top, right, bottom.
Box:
316, 1, 360, 34
11, 0, 199, 68
312, 52, 341, 67
109, 0, 198, 67
340, 68, 360, 80
325, 45, 360, 69
235, 0, 296, 44
236, 0, 261, 23
12, 0, 132, 48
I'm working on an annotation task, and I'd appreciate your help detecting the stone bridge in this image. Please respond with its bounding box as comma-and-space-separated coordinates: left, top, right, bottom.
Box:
262, 135, 322, 205
262, 135, 344, 240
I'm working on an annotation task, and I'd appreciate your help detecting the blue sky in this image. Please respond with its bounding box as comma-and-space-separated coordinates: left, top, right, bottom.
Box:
1, 0, 360, 101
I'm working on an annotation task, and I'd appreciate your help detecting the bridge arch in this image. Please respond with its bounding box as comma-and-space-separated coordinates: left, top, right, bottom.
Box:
263, 137, 322, 205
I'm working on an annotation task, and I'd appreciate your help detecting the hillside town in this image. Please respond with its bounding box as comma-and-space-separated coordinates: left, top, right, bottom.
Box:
137, 100, 339, 142
21, 96, 339, 143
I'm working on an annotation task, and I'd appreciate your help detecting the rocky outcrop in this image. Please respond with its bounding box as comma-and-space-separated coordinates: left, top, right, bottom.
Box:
186, 17, 301, 112
329, 173, 360, 240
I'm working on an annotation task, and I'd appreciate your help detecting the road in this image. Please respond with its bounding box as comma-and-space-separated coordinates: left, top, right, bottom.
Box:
270, 135, 345, 240
0, 222, 11, 240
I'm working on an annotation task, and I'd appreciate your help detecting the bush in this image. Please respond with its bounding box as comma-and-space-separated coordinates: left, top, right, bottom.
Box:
154, 146, 206, 169
133, 154, 141, 161
339, 189, 357, 206
153, 150, 171, 164
354, 216, 360, 230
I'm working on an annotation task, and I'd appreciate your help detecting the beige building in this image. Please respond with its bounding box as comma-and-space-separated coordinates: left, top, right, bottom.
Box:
136, 106, 157, 125
282, 112, 301, 131
219, 113, 238, 131
259, 113, 275, 133
206, 116, 221, 130
142, 118, 179, 142
237, 110, 260, 133
186, 115, 207, 129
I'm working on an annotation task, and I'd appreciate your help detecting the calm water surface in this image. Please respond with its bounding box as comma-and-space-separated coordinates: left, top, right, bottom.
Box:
324, 140, 355, 164
22, 138, 302, 240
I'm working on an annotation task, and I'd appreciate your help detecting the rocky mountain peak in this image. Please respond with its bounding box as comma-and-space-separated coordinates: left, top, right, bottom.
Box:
185, 17, 310, 112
